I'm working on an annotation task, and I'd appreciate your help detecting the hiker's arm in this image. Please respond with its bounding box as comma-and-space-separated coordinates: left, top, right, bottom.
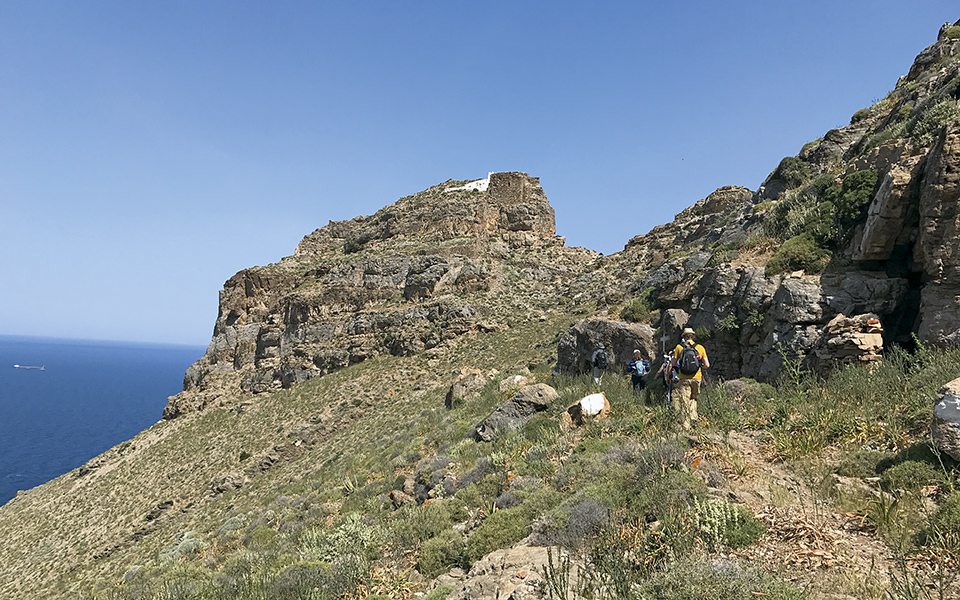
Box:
701, 352, 710, 369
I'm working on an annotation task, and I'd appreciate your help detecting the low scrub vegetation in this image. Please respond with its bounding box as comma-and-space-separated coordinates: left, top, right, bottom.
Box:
79, 336, 960, 600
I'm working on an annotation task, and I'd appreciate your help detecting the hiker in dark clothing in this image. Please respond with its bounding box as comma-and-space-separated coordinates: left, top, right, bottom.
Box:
628, 349, 649, 393
591, 343, 609, 386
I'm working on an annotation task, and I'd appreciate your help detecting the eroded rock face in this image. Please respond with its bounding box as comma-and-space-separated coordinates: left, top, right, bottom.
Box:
556, 318, 656, 375
852, 151, 924, 261
812, 314, 884, 375
475, 384, 558, 442
932, 377, 960, 462
916, 123, 960, 343
445, 545, 555, 600
168, 172, 580, 417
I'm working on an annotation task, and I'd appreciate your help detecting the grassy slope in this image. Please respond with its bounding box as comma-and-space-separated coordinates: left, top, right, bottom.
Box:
0, 315, 569, 598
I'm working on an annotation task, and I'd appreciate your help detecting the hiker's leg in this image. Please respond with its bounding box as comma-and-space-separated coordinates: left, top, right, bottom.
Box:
689, 379, 700, 423
670, 381, 683, 413
676, 380, 694, 430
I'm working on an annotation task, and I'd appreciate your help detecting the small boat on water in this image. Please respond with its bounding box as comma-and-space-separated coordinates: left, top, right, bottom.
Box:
13, 365, 45, 370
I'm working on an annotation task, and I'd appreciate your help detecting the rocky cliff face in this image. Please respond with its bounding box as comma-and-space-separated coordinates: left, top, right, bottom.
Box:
168, 21, 960, 420
574, 21, 960, 382
166, 172, 595, 418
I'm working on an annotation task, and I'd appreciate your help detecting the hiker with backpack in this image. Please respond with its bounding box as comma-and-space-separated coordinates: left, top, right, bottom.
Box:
628, 349, 650, 393
668, 327, 709, 430
591, 343, 609, 386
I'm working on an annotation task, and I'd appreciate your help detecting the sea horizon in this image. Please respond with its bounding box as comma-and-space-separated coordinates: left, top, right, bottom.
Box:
0, 335, 205, 505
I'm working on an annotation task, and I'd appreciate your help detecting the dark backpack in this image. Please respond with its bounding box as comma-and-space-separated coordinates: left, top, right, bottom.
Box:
678, 343, 701, 375
593, 350, 609, 369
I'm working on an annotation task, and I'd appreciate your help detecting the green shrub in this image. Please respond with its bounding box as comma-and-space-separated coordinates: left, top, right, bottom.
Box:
423, 585, 456, 600
300, 512, 383, 562
621, 288, 655, 323
810, 173, 837, 196
539, 499, 610, 550
880, 460, 942, 492
696, 498, 766, 550
716, 314, 739, 333
827, 169, 877, 228
774, 156, 811, 188
390, 501, 457, 552
694, 326, 712, 341
908, 98, 960, 145
242, 525, 276, 552
764, 233, 831, 276
925, 492, 960, 554
945, 26, 960, 40
836, 449, 891, 478
418, 530, 467, 578
638, 559, 805, 600
761, 170, 876, 247
467, 507, 532, 562
753, 201, 775, 213
851, 107, 872, 124
159, 531, 206, 563
523, 413, 560, 445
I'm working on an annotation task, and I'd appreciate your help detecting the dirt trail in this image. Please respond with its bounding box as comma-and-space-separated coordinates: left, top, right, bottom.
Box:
692, 430, 922, 599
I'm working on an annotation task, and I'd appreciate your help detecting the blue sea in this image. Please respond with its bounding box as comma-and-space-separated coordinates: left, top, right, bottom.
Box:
0, 335, 205, 506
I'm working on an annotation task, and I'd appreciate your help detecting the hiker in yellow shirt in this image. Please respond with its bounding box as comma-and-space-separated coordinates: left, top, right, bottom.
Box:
668, 327, 709, 430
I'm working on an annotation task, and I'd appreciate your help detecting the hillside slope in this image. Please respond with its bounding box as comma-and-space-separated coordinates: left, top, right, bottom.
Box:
2, 19, 960, 600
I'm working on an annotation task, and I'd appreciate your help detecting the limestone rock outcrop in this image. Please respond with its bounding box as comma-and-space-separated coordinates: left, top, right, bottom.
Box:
166, 172, 591, 417
556, 318, 656, 375
932, 377, 960, 462
563, 392, 611, 428
445, 368, 496, 409
812, 314, 884, 375
445, 545, 558, 600
475, 384, 558, 442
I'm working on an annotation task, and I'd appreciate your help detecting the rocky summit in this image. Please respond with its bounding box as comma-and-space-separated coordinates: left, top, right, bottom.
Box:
4, 19, 960, 600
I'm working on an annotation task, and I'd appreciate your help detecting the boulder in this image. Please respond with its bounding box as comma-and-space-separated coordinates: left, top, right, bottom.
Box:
771, 277, 823, 324
563, 393, 611, 428
475, 384, 558, 442
812, 314, 884, 375
389, 490, 416, 509
445, 545, 562, 600
206, 473, 247, 496
932, 377, 960, 462
499, 374, 532, 393
556, 318, 656, 375
446, 368, 494, 409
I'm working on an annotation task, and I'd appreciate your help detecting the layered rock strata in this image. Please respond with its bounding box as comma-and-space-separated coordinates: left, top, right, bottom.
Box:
168, 172, 587, 417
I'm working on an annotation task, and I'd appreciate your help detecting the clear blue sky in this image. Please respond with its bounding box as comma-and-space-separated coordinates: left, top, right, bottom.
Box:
1, 2, 955, 346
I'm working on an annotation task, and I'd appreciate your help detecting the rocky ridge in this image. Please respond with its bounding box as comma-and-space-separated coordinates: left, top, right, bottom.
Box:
573, 22, 960, 382
166, 172, 597, 418
166, 23, 960, 410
